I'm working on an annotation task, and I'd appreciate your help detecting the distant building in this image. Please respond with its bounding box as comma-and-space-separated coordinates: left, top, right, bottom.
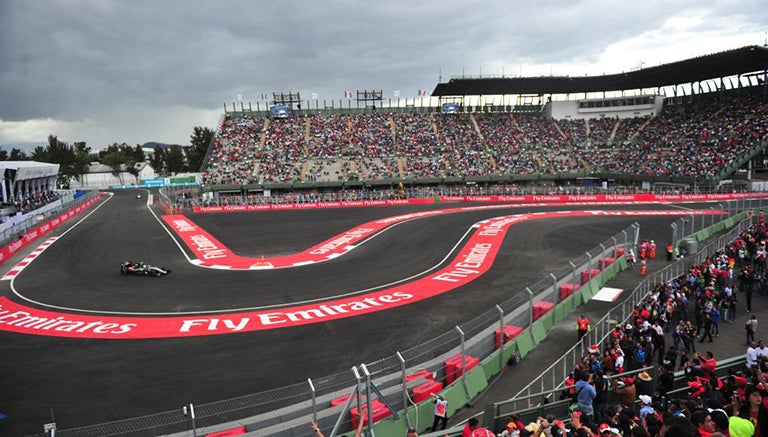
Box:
70, 162, 157, 189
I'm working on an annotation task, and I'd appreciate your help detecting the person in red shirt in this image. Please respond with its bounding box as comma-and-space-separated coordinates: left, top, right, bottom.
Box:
577, 315, 591, 341
697, 351, 717, 379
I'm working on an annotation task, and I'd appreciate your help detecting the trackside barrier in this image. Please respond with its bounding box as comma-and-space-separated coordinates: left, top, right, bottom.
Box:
26, 199, 765, 437
0, 191, 102, 266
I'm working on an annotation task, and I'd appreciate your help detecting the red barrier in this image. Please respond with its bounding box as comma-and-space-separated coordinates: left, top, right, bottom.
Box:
581, 269, 600, 284
600, 257, 616, 269
331, 393, 363, 407
412, 380, 444, 403
533, 301, 555, 322
494, 325, 523, 349
614, 248, 626, 258
559, 283, 580, 301
405, 369, 434, 383
350, 400, 391, 429
0, 194, 103, 266
444, 354, 480, 384
205, 427, 246, 437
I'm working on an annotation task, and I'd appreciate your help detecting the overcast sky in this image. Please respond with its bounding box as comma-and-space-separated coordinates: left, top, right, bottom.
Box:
0, 0, 766, 149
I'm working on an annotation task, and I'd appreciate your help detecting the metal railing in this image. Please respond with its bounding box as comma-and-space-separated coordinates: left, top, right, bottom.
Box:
0, 190, 100, 250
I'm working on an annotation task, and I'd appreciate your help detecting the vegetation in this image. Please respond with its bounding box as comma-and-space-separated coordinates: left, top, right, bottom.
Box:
0, 126, 216, 182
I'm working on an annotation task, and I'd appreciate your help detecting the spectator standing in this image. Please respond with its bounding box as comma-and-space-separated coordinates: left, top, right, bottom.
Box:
635, 370, 654, 397
747, 341, 759, 368
746, 315, 758, 346
574, 373, 597, 423
577, 314, 591, 342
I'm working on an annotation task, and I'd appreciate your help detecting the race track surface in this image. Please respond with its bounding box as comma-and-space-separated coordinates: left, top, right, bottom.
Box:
0, 190, 710, 435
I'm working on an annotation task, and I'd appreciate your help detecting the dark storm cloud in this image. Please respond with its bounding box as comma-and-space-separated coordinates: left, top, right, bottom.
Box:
0, 0, 766, 145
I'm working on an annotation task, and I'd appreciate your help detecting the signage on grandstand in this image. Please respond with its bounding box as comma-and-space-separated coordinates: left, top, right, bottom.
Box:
269, 105, 292, 118
441, 103, 459, 114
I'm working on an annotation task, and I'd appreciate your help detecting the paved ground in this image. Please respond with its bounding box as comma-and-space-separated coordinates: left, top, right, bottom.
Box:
0, 190, 733, 436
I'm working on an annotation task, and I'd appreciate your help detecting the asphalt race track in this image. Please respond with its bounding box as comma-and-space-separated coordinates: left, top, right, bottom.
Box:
0, 190, 714, 435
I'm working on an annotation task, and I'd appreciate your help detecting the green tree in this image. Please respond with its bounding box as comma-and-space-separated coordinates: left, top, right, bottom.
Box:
187, 126, 214, 171
150, 146, 165, 174
30, 146, 48, 161
0, 149, 8, 161
9, 148, 28, 160
102, 151, 127, 185
164, 145, 185, 174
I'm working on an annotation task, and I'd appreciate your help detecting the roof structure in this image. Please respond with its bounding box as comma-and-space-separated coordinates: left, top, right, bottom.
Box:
431, 45, 768, 97
0, 161, 60, 180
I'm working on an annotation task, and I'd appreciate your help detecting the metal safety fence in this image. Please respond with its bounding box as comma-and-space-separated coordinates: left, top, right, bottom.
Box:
23, 198, 761, 437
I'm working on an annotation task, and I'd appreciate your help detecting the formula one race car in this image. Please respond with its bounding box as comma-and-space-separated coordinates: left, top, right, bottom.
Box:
120, 261, 171, 277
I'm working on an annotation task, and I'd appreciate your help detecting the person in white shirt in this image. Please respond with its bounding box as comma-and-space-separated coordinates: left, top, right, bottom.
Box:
756, 340, 768, 361
747, 342, 759, 368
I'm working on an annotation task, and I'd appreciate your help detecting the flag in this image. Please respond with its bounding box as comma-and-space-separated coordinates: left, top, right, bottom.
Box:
419, 89, 429, 97
261, 93, 269, 100
393, 90, 400, 97
236, 94, 242, 102
311, 92, 318, 100
345, 91, 354, 98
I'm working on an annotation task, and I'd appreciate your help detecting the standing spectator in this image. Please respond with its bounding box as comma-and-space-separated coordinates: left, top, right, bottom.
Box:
462, 417, 478, 437
746, 315, 758, 346
638, 395, 654, 420
710, 305, 721, 337
429, 393, 448, 432
699, 310, 714, 343
737, 384, 768, 437
615, 377, 637, 409
635, 370, 654, 397
747, 341, 759, 368
577, 314, 591, 342
575, 373, 597, 423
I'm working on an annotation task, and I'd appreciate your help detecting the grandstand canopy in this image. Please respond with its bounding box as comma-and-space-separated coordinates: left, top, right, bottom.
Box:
0, 161, 59, 181
432, 45, 768, 96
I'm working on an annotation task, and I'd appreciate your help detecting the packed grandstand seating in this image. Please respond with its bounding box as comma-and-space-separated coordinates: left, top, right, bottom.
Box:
201, 93, 768, 189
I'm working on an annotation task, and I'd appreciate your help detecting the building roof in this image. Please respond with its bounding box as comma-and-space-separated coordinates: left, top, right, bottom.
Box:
0, 161, 60, 180
87, 162, 151, 174
431, 45, 768, 97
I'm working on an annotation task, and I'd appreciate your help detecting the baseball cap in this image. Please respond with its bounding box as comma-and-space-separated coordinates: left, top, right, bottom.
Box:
639, 395, 652, 404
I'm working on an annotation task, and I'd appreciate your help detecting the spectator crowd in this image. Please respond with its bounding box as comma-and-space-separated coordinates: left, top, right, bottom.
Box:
482, 219, 768, 437
201, 93, 768, 190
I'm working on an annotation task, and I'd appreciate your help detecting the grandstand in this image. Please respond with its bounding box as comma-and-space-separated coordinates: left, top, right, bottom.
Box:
198, 46, 768, 206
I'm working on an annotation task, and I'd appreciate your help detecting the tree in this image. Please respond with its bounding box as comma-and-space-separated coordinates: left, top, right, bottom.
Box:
102, 151, 127, 185
164, 145, 185, 174
150, 146, 165, 174
0, 149, 8, 161
9, 148, 28, 160
187, 126, 214, 171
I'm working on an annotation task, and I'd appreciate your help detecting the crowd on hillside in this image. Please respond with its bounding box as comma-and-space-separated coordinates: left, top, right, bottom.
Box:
201, 94, 768, 187
492, 220, 768, 437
